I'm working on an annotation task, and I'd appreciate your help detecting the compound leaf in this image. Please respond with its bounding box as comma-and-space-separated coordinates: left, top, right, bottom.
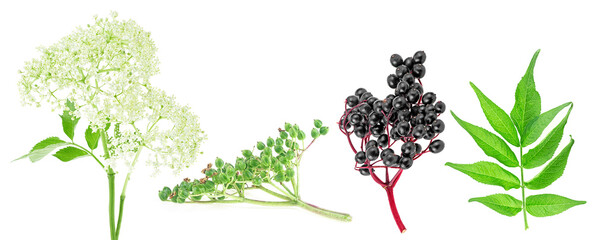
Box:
446, 161, 520, 190
511, 50, 541, 137
14, 137, 69, 162
522, 103, 572, 169
451, 111, 518, 167
53, 147, 89, 162
522, 102, 572, 147
526, 137, 574, 190
469, 194, 523, 217
526, 194, 586, 217
470, 82, 519, 147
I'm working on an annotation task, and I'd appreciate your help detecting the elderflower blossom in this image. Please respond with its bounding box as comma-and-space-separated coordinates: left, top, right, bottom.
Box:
17, 12, 206, 174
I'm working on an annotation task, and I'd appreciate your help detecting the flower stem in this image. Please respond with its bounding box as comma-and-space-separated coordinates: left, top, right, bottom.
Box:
385, 185, 406, 233
295, 199, 352, 222
107, 166, 117, 240
115, 146, 144, 238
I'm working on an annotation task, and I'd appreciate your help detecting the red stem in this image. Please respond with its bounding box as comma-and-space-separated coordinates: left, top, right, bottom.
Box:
385, 184, 406, 233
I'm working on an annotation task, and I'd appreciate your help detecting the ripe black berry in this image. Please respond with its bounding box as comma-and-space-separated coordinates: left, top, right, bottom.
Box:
355, 88, 367, 98
415, 143, 422, 154
390, 54, 404, 67
434, 101, 446, 114
424, 126, 436, 140
410, 82, 423, 95
355, 151, 367, 164
382, 99, 392, 112
412, 64, 426, 78
354, 125, 367, 138
371, 125, 384, 137
432, 119, 445, 133
360, 92, 373, 101
381, 148, 395, 159
392, 96, 407, 110
429, 140, 445, 153
404, 57, 414, 69
366, 147, 380, 161
372, 100, 383, 113
359, 104, 372, 115
378, 134, 389, 148
413, 51, 426, 64
387, 74, 398, 89
359, 165, 372, 176
406, 89, 421, 103
366, 140, 378, 149
397, 109, 411, 122
350, 113, 363, 124
422, 92, 436, 105
396, 81, 410, 95
369, 112, 383, 125
400, 156, 413, 169
402, 73, 415, 85
395, 65, 408, 78
401, 142, 417, 157
347, 95, 359, 107
383, 154, 400, 167
367, 97, 379, 107
396, 121, 411, 136
412, 125, 426, 139
424, 112, 438, 124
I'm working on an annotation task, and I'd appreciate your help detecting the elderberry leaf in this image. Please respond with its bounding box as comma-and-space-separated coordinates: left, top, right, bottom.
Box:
53, 147, 88, 162
60, 99, 80, 141
522, 103, 572, 169
469, 82, 519, 147
14, 137, 69, 162
511, 49, 541, 137
469, 193, 522, 217
446, 161, 520, 190
522, 102, 572, 147
526, 194, 586, 217
84, 125, 100, 150
451, 111, 518, 167
526, 137, 574, 190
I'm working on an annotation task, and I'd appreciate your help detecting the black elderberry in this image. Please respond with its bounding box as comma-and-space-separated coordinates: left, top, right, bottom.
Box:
432, 119, 445, 133
400, 156, 413, 169
380, 148, 395, 159
360, 92, 373, 101
413, 113, 425, 125
359, 104, 372, 115
355, 151, 367, 164
359, 165, 372, 176
424, 126, 436, 140
424, 104, 435, 113
424, 112, 438, 124
410, 105, 421, 115
390, 127, 399, 140
350, 113, 363, 124
392, 96, 407, 110
412, 64, 426, 78
396, 81, 410, 95
355, 88, 367, 98
387, 74, 399, 89
434, 101, 446, 114
397, 109, 411, 122
373, 100, 383, 113
413, 51, 426, 64
429, 140, 445, 153
367, 97, 379, 107
406, 89, 421, 103
395, 65, 408, 78
369, 112, 383, 125
415, 143, 423, 154
412, 125, 426, 139
382, 99, 393, 112
404, 57, 414, 69
354, 125, 368, 138
378, 134, 389, 148
410, 82, 423, 95
383, 154, 401, 167
402, 73, 415, 85
366, 146, 380, 161
396, 121, 411, 136
422, 92, 436, 105
371, 125, 384, 137
390, 54, 404, 67
366, 140, 378, 149
401, 142, 417, 157
347, 95, 360, 107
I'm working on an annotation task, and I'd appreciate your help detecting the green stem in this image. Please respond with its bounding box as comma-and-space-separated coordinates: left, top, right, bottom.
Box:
70, 142, 104, 168
115, 146, 144, 238
254, 185, 291, 200
107, 166, 116, 240
295, 199, 352, 222
519, 146, 529, 230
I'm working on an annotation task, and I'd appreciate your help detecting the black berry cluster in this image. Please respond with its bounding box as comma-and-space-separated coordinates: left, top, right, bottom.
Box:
339, 51, 446, 174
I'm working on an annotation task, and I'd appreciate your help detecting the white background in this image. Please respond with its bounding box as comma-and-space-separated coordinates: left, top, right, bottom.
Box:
1, 1, 593, 239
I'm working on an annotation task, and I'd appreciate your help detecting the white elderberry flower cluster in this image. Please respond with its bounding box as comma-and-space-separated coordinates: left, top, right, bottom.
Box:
18, 12, 206, 174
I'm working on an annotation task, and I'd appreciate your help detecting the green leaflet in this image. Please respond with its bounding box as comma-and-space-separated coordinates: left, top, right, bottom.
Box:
85, 125, 100, 150
60, 99, 80, 141
522, 103, 573, 169
53, 147, 89, 162
525, 138, 574, 190
446, 161, 520, 190
451, 111, 518, 167
526, 194, 586, 217
14, 137, 69, 162
470, 82, 519, 147
469, 194, 523, 217
522, 102, 572, 147
510, 50, 541, 137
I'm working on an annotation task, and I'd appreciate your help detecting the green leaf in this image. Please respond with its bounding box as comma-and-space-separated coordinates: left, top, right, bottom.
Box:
311, 128, 320, 138
60, 99, 80, 141
53, 147, 89, 162
525, 137, 574, 190
14, 137, 70, 162
510, 50, 542, 137
451, 111, 519, 167
522, 103, 572, 169
522, 102, 572, 147
469, 82, 519, 146
320, 126, 329, 135
446, 161, 520, 190
314, 119, 323, 128
84, 126, 100, 150
526, 194, 586, 217
469, 193, 523, 217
